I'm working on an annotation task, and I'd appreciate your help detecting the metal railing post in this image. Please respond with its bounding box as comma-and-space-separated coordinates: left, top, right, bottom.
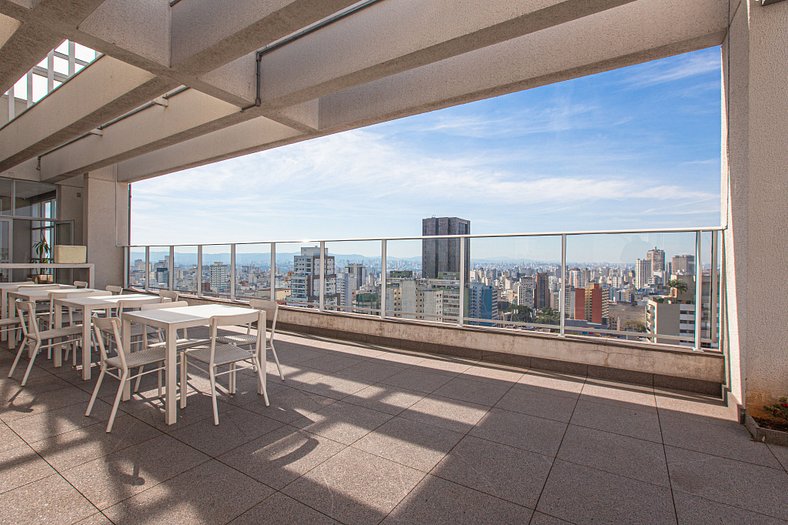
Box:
123, 247, 129, 288
380, 240, 387, 318
168, 246, 175, 290
144, 246, 150, 291
318, 241, 326, 311
560, 234, 567, 336
710, 230, 719, 346
229, 244, 236, 300
458, 236, 466, 326
196, 245, 203, 297
270, 243, 276, 302
694, 231, 703, 351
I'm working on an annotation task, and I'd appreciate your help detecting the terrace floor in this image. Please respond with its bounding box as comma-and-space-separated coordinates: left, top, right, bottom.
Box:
0, 331, 786, 525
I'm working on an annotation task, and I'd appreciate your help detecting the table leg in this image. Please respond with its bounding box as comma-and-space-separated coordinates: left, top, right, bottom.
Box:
122, 316, 132, 401
81, 308, 92, 380
53, 302, 63, 367
1, 289, 6, 344
165, 325, 177, 425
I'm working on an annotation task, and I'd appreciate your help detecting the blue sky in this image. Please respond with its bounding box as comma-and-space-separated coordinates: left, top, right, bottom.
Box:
132, 47, 722, 261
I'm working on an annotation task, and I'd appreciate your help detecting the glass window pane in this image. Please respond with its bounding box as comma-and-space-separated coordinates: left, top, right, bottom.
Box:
201, 246, 231, 298
14, 180, 56, 217
0, 179, 12, 216
235, 244, 272, 300
173, 246, 198, 294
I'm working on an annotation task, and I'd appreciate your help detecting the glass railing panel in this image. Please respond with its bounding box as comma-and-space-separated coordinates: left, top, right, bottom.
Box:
323, 241, 382, 315
235, 243, 272, 301
200, 245, 231, 298
565, 232, 698, 347
466, 236, 562, 333
146, 248, 169, 290
128, 248, 147, 288
700, 230, 721, 351
173, 246, 197, 295
386, 238, 460, 325
276, 242, 321, 309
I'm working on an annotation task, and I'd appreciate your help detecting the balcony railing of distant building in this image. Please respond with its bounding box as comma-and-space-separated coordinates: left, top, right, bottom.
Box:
125, 226, 725, 354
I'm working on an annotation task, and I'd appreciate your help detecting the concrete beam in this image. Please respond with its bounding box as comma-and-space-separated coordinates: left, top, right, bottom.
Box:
116, 116, 302, 181
318, 0, 728, 131
255, 0, 636, 109
0, 56, 178, 172
39, 89, 246, 181
0, 0, 105, 94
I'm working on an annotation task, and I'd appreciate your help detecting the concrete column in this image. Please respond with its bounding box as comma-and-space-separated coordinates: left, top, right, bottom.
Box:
722, 0, 788, 416
80, 166, 129, 289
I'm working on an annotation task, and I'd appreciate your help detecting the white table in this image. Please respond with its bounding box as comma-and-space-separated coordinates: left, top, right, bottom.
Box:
54, 293, 164, 380
0, 283, 74, 339
123, 304, 262, 425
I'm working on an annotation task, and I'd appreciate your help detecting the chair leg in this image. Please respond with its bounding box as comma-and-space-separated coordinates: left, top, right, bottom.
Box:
8, 337, 27, 378
85, 366, 106, 416
133, 366, 144, 393
254, 356, 269, 407
209, 367, 219, 425
269, 342, 284, 380
157, 367, 163, 398
21, 341, 41, 386
107, 371, 128, 433
180, 355, 188, 409
229, 364, 236, 395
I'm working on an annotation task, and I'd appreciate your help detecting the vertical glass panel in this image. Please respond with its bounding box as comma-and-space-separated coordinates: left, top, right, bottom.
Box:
0, 179, 12, 216
74, 43, 96, 63
14, 180, 56, 217
53, 56, 69, 75
0, 220, 10, 282
128, 249, 147, 288
386, 238, 460, 324
235, 243, 272, 300
147, 248, 169, 290
201, 245, 231, 298
565, 232, 697, 347
173, 246, 198, 295
325, 241, 382, 315
700, 230, 721, 351
277, 242, 321, 309
31, 74, 47, 102
466, 236, 561, 332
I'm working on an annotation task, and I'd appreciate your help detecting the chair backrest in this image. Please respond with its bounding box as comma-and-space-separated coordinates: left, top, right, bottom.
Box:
105, 285, 124, 295
249, 299, 279, 336
140, 300, 189, 310
208, 310, 265, 362
158, 290, 179, 301
91, 317, 127, 369
15, 300, 39, 340
73, 281, 88, 288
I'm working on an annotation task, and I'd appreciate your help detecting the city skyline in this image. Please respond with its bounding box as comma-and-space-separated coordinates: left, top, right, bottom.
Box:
131, 47, 722, 249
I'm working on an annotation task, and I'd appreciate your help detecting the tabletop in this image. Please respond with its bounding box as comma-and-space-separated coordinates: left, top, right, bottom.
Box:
0, 282, 74, 290
55, 293, 161, 309
9, 287, 102, 301
123, 304, 259, 330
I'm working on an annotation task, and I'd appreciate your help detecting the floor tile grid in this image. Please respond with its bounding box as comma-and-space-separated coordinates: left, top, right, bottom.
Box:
655, 386, 681, 525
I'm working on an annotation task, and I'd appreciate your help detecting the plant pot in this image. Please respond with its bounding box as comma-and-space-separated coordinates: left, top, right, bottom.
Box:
745, 414, 788, 446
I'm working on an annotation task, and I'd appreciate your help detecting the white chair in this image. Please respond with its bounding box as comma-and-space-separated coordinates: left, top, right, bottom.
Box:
9, 300, 83, 386
85, 317, 166, 433
158, 290, 179, 302
105, 285, 124, 295
181, 310, 269, 425
73, 281, 88, 289
218, 299, 283, 380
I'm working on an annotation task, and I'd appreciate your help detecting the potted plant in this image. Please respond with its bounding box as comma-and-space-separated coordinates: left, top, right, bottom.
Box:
745, 396, 788, 446
32, 237, 53, 284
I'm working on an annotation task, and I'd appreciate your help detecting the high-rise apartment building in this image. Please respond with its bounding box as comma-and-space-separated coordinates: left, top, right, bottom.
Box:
535, 272, 550, 310
287, 247, 338, 306
647, 247, 666, 275
208, 261, 228, 293
422, 217, 470, 282
635, 258, 652, 289
672, 254, 695, 275
467, 282, 499, 326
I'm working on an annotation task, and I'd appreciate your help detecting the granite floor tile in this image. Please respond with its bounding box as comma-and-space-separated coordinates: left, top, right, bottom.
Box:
0, 420, 26, 453
61, 434, 209, 509
283, 447, 425, 525
241, 383, 335, 426
229, 492, 339, 525
768, 443, 788, 472
517, 372, 585, 395
495, 384, 578, 423
7, 399, 112, 443
104, 460, 273, 525
341, 384, 424, 415
666, 446, 788, 521
0, 443, 56, 494
673, 490, 786, 525
219, 425, 346, 489
383, 475, 533, 525
581, 378, 656, 407
461, 364, 525, 383
353, 416, 464, 471
557, 424, 670, 486
537, 459, 676, 524
570, 397, 663, 443
470, 408, 567, 457
529, 512, 574, 524
1, 384, 90, 423
432, 375, 513, 406
380, 368, 458, 394
433, 434, 552, 508
399, 395, 489, 434
301, 400, 393, 445
0, 474, 96, 525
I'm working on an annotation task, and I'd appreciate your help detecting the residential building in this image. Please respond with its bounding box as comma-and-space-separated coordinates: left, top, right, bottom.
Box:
421, 217, 470, 282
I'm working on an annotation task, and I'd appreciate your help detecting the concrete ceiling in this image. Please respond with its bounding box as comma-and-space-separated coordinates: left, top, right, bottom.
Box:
0, 0, 730, 183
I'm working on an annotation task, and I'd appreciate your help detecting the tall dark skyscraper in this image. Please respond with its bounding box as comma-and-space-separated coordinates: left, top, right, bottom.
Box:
535, 272, 550, 311
422, 217, 470, 282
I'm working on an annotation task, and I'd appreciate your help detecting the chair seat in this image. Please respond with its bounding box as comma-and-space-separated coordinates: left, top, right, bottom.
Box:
217, 333, 257, 346
186, 343, 256, 367
36, 324, 83, 340
106, 347, 166, 369
148, 337, 208, 351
